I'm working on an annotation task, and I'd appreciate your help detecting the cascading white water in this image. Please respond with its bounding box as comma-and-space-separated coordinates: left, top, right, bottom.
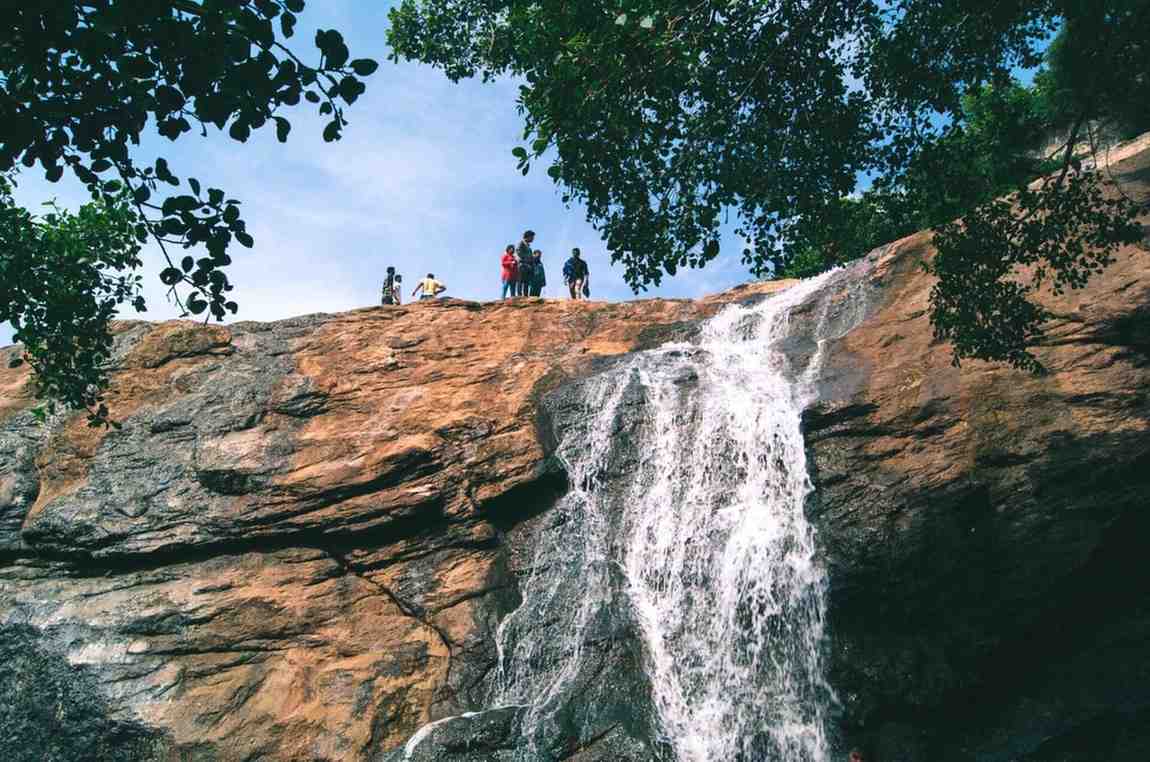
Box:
490, 268, 867, 761
489, 366, 635, 757
622, 273, 847, 762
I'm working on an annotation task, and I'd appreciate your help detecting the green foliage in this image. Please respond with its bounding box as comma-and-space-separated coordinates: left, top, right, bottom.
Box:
391, 0, 880, 287
786, 79, 1058, 277
1035, 4, 1150, 140
777, 195, 906, 280
929, 170, 1142, 372
388, 0, 1149, 370
0, 176, 144, 426
0, 0, 376, 415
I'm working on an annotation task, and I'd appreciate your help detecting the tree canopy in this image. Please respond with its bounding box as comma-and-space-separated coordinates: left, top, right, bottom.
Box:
1, 0, 377, 422
1, 175, 143, 424
389, 0, 1148, 370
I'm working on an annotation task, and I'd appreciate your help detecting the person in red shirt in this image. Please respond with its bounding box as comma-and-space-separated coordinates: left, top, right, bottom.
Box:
500, 244, 518, 299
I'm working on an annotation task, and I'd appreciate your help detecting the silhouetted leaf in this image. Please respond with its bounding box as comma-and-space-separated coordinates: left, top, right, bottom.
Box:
351, 59, 379, 76
274, 116, 291, 142
228, 120, 251, 142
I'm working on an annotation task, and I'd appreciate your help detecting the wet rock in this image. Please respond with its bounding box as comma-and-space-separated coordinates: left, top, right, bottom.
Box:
377, 707, 524, 761
806, 135, 1150, 759
0, 623, 167, 762
0, 287, 785, 760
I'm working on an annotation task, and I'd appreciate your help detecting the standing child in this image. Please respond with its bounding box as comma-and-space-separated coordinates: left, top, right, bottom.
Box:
381, 266, 396, 305
500, 245, 518, 299
529, 249, 546, 296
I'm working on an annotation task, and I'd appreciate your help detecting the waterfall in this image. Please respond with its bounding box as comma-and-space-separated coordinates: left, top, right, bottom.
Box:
621, 272, 847, 761
487, 268, 868, 761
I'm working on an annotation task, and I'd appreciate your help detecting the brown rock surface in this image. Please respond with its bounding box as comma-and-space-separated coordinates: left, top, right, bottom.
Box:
0, 284, 790, 761
806, 132, 1150, 758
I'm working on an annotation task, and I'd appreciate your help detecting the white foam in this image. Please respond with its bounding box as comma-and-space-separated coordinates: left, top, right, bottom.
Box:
489, 269, 868, 761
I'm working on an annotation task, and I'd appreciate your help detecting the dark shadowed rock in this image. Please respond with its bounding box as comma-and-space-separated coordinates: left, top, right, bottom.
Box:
805, 133, 1150, 759
0, 623, 166, 761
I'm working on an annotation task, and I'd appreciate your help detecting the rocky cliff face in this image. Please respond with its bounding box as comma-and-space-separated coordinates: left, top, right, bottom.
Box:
807, 135, 1150, 761
1, 137, 1148, 762
0, 287, 791, 762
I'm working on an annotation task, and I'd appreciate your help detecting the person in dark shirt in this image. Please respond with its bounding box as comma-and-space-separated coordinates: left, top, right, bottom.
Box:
381, 266, 396, 305
529, 249, 546, 296
515, 230, 535, 296
562, 247, 589, 300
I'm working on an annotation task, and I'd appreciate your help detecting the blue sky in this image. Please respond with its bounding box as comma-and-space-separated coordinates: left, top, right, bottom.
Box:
2, 0, 753, 347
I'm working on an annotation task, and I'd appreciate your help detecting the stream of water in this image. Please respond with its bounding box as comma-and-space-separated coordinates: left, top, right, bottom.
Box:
488, 268, 868, 761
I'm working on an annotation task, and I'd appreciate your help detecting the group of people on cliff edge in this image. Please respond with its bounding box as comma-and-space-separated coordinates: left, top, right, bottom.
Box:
380, 267, 446, 305
379, 229, 591, 306
501, 229, 590, 300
